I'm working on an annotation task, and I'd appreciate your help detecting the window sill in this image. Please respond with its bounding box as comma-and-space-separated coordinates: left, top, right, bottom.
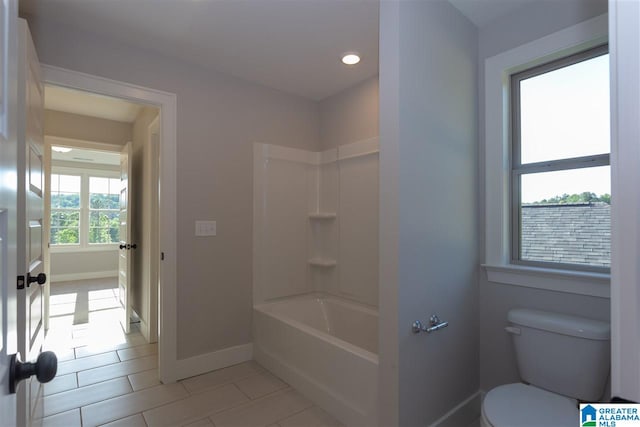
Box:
482, 264, 610, 298
51, 245, 119, 254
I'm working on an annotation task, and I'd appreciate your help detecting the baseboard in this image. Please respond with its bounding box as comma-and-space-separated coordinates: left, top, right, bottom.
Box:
429, 390, 482, 427
175, 343, 253, 380
51, 270, 118, 283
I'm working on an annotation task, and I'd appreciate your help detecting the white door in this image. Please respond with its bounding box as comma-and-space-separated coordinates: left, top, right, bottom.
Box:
0, 1, 19, 425
16, 18, 47, 425
118, 142, 133, 333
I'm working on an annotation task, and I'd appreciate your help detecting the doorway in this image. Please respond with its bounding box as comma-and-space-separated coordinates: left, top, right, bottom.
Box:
42, 85, 161, 373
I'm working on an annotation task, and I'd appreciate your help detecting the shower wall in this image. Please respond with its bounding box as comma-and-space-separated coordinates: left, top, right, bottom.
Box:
253, 138, 379, 307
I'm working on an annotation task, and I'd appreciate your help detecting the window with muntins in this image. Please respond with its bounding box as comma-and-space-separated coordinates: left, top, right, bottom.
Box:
511, 45, 610, 272
50, 170, 120, 247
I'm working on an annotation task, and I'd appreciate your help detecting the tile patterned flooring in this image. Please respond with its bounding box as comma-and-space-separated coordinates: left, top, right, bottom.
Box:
40, 279, 343, 427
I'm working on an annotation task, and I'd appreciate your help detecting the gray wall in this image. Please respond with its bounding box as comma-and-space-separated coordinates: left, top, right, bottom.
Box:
26, 15, 320, 360
45, 109, 132, 145
50, 251, 117, 279
477, 0, 610, 393
379, 1, 479, 425
319, 75, 378, 149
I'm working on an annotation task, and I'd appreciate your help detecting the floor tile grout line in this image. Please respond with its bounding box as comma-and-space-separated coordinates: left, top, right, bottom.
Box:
273, 404, 317, 426
44, 370, 142, 398
181, 369, 267, 396
44, 384, 133, 419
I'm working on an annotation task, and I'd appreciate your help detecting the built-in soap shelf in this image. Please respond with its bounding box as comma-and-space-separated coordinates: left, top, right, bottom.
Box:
308, 258, 337, 267
308, 212, 337, 220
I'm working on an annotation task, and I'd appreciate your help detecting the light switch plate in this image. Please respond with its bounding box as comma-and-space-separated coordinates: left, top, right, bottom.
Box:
195, 220, 216, 236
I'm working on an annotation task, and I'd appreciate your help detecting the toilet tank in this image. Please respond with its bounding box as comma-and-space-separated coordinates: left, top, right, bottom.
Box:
508, 308, 610, 402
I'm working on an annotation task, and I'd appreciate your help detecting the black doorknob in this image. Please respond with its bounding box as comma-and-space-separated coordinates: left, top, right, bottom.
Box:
119, 244, 126, 249
9, 351, 57, 394
27, 272, 46, 286
130, 243, 137, 249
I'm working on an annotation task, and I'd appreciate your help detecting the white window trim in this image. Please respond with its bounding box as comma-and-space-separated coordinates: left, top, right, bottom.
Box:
483, 14, 610, 297
51, 165, 120, 253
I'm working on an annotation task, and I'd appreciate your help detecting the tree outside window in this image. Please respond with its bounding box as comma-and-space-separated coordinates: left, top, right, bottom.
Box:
50, 171, 120, 247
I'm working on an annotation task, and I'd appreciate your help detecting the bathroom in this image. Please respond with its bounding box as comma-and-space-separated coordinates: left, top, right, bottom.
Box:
16, 0, 639, 425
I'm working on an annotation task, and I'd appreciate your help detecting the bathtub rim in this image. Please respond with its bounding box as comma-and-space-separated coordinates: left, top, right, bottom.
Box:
253, 293, 379, 364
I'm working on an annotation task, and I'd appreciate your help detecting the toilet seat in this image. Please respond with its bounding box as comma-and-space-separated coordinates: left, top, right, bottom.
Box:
482, 383, 578, 427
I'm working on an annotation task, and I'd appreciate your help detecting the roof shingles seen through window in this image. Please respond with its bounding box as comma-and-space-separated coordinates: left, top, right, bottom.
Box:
521, 202, 610, 268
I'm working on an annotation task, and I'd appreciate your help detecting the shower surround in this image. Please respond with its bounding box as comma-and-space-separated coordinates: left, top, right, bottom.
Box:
252, 138, 379, 426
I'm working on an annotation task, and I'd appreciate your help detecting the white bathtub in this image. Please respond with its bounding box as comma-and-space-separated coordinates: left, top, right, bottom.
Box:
253, 294, 378, 426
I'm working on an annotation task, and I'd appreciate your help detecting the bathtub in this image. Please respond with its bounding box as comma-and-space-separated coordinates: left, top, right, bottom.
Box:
253, 294, 378, 426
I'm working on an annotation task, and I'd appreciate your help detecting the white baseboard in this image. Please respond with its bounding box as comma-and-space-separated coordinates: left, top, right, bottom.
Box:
175, 343, 253, 380
51, 270, 118, 283
429, 391, 482, 427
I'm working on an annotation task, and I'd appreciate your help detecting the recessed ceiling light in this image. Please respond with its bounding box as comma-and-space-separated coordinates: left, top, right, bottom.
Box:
52, 146, 72, 153
341, 53, 361, 66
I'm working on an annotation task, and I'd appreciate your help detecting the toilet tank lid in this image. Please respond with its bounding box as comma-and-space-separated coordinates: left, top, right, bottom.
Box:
508, 308, 610, 340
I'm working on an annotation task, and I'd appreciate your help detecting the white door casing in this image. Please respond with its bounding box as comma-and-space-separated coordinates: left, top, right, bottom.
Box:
16, 17, 46, 425
0, 0, 19, 424
119, 142, 133, 334
41, 65, 178, 383
148, 117, 160, 343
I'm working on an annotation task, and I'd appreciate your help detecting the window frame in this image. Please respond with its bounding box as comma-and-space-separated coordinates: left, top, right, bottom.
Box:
482, 14, 610, 298
509, 44, 611, 273
50, 166, 120, 252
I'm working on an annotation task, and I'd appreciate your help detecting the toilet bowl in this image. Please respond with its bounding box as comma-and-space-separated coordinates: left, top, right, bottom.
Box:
481, 383, 577, 427
481, 309, 610, 427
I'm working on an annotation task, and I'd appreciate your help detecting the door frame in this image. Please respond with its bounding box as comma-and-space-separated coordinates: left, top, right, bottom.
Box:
41, 65, 178, 383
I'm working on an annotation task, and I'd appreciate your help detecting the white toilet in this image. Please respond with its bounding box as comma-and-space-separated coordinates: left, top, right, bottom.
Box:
481, 308, 610, 427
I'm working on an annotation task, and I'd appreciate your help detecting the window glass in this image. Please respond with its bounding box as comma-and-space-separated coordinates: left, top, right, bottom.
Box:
51, 174, 81, 209
89, 176, 120, 244
50, 174, 81, 245
519, 54, 610, 164
519, 166, 610, 268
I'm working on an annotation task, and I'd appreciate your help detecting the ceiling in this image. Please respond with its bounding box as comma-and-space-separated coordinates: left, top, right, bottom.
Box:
21, 1, 540, 100
51, 146, 120, 166
21, 0, 380, 101
448, 0, 538, 28
45, 84, 142, 123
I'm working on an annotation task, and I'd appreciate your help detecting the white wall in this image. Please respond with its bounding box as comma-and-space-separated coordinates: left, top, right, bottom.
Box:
25, 15, 321, 360
477, 0, 609, 394
379, 1, 479, 425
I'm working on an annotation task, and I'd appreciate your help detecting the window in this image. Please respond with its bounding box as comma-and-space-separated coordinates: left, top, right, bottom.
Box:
511, 45, 610, 271
89, 177, 120, 244
50, 170, 120, 248
51, 174, 81, 245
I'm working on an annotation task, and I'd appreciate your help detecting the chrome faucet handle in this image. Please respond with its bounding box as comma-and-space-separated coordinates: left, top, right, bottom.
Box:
412, 315, 449, 334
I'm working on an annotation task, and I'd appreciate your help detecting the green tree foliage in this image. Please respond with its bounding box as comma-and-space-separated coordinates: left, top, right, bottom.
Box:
530, 192, 611, 205
51, 193, 119, 245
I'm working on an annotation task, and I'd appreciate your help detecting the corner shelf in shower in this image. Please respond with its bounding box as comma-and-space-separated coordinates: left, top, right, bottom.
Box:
308, 258, 337, 267
308, 212, 337, 220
